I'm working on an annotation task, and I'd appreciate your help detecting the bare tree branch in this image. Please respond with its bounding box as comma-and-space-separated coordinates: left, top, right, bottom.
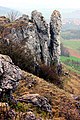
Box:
7, 11, 19, 22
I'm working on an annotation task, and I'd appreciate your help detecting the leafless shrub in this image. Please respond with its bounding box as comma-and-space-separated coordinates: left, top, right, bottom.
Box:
0, 39, 34, 73
7, 11, 19, 22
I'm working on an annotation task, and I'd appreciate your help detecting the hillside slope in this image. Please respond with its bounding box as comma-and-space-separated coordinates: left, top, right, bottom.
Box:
0, 11, 80, 120
12, 69, 80, 120
0, 54, 80, 120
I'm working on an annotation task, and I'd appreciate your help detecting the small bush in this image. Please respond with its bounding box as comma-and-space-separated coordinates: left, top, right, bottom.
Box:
0, 38, 63, 87
15, 102, 30, 112
39, 64, 63, 88
0, 39, 34, 73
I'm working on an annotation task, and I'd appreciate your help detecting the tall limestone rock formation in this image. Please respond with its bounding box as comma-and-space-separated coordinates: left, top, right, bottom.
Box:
31, 10, 50, 65
49, 10, 62, 65
0, 10, 61, 70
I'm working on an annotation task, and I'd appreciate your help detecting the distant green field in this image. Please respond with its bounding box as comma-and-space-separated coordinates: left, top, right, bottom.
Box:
61, 56, 80, 62
61, 40, 80, 53
60, 56, 80, 73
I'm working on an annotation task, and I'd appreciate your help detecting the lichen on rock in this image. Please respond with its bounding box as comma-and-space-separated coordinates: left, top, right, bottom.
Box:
49, 10, 62, 65
0, 54, 22, 98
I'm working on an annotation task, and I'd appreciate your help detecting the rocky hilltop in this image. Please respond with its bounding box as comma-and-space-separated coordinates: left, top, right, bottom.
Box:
0, 10, 80, 120
0, 10, 61, 67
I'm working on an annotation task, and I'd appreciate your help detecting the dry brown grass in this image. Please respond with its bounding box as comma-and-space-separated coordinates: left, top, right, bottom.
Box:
0, 20, 28, 38
13, 70, 80, 120
61, 64, 80, 95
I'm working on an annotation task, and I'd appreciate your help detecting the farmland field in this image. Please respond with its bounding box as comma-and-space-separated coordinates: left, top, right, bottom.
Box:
60, 56, 80, 73
61, 56, 80, 62
61, 39, 80, 58
61, 39, 80, 52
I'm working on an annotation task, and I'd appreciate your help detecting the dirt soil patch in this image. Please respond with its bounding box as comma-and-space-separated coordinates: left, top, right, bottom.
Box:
67, 48, 80, 58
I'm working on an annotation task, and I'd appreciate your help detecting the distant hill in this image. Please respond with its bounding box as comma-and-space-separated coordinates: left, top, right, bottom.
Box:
62, 18, 80, 30
0, 6, 13, 15
61, 18, 80, 40
62, 10, 80, 31
61, 10, 80, 39
61, 29, 80, 39
0, 6, 20, 16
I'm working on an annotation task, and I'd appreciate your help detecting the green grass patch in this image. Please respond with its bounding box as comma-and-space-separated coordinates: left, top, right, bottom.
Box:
60, 56, 80, 73
61, 56, 80, 62
66, 65, 80, 74
61, 39, 80, 53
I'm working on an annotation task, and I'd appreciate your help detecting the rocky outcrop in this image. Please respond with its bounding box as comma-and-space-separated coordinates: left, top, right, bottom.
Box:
74, 96, 80, 110
31, 10, 50, 65
2, 17, 41, 64
0, 54, 22, 97
49, 10, 62, 64
8, 111, 42, 120
18, 14, 29, 23
18, 94, 52, 114
0, 10, 61, 68
22, 111, 42, 120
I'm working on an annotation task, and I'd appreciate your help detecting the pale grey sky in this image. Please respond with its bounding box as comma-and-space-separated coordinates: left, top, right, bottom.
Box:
0, 0, 80, 19
0, 0, 80, 11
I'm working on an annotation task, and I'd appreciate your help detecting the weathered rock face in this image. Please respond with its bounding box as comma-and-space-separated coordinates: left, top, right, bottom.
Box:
18, 94, 52, 114
18, 14, 29, 23
31, 10, 50, 65
23, 111, 42, 120
49, 10, 62, 64
3, 18, 41, 64
0, 10, 61, 67
0, 54, 22, 96
0, 16, 10, 24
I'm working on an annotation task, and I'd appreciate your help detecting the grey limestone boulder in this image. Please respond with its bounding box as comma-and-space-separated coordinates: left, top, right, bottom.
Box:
18, 94, 52, 114
0, 54, 22, 92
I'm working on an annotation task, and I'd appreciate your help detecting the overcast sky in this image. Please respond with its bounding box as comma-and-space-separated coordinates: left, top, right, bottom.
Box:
0, 0, 80, 11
